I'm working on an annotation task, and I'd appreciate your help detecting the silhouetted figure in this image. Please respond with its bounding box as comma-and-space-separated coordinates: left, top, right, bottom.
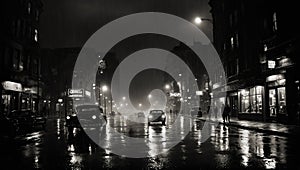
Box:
223, 104, 231, 123
198, 107, 202, 117
214, 105, 218, 119
206, 106, 210, 114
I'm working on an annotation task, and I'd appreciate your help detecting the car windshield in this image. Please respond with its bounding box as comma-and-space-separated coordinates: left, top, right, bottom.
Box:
76, 105, 103, 117
150, 110, 163, 116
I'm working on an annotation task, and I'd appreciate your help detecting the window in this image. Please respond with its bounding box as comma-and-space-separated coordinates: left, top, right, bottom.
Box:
240, 86, 263, 113
28, 2, 31, 14
235, 33, 239, 48
228, 58, 237, 76
230, 37, 234, 48
277, 87, 286, 114
264, 44, 268, 52
273, 12, 278, 31
35, 10, 39, 21
34, 29, 38, 42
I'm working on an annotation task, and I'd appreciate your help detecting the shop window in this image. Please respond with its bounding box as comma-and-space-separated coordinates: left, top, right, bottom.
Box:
277, 87, 286, 114
240, 86, 263, 113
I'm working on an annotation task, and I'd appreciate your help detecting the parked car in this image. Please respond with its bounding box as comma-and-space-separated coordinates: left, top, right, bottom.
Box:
9, 110, 36, 129
137, 112, 145, 118
66, 104, 106, 129
148, 110, 166, 126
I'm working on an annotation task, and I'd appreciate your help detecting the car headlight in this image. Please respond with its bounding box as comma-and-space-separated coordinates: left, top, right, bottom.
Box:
66, 116, 70, 120
149, 115, 153, 119
161, 115, 166, 118
92, 115, 97, 119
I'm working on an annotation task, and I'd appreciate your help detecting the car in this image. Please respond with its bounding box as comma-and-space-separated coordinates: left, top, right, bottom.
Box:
190, 106, 202, 117
66, 104, 106, 129
148, 110, 166, 126
9, 110, 36, 129
65, 111, 79, 127
137, 112, 145, 117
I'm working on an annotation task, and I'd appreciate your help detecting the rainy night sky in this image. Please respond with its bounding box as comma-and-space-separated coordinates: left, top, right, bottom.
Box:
40, 0, 212, 48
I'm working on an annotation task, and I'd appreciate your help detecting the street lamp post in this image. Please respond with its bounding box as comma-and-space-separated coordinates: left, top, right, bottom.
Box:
101, 85, 108, 115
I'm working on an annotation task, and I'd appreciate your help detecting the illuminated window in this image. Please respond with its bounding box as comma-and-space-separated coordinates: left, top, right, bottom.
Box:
240, 86, 263, 113
34, 29, 38, 42
28, 2, 31, 14
264, 44, 268, 52
230, 37, 234, 48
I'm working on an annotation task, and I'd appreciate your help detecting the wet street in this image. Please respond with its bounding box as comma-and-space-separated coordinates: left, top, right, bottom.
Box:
0, 114, 299, 170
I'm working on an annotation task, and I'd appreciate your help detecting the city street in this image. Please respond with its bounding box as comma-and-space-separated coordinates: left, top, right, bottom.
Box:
1, 114, 298, 170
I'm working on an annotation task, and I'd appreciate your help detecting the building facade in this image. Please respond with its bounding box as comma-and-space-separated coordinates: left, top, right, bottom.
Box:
209, 0, 299, 124
1, 0, 43, 116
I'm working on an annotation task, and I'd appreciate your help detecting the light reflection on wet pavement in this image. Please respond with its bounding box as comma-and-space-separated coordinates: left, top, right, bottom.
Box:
0, 114, 298, 169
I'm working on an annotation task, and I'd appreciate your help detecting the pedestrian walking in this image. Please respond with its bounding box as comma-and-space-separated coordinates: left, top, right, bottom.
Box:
206, 106, 210, 114
222, 104, 231, 123
214, 105, 218, 119
198, 107, 202, 117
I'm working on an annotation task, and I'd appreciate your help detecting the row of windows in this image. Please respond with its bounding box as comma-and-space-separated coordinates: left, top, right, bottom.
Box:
1, 46, 39, 75
11, 19, 38, 42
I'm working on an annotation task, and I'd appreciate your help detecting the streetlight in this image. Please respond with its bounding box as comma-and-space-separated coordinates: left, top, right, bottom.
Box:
101, 85, 108, 115
194, 17, 212, 25
102, 85, 108, 92
194, 17, 202, 25
165, 84, 170, 90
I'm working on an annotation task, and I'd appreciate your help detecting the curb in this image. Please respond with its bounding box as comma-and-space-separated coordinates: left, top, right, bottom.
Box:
198, 118, 298, 138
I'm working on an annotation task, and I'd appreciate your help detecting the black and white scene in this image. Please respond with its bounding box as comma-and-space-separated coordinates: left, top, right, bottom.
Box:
1, 0, 300, 169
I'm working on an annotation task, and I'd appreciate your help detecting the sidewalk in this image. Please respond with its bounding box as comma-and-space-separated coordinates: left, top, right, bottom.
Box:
197, 115, 300, 137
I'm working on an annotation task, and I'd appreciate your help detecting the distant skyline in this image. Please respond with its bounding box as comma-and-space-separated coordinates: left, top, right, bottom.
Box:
40, 0, 212, 48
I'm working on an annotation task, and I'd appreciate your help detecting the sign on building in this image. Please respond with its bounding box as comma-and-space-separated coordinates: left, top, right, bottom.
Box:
68, 89, 84, 97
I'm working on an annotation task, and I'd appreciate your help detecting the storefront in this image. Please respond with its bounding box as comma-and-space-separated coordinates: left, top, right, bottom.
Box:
1, 81, 23, 116
266, 74, 287, 119
238, 85, 265, 121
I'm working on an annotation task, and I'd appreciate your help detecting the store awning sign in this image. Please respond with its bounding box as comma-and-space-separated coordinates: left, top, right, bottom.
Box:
2, 81, 22, 92
68, 89, 84, 97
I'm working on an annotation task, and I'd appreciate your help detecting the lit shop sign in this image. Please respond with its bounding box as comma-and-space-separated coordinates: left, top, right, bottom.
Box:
68, 89, 84, 97
85, 90, 91, 97
2, 81, 22, 92
268, 60, 276, 69
196, 91, 203, 96
24, 87, 38, 94
170, 92, 181, 97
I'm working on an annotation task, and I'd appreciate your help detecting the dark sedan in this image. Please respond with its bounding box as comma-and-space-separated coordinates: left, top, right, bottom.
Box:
66, 104, 106, 129
148, 110, 166, 126
9, 110, 35, 129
